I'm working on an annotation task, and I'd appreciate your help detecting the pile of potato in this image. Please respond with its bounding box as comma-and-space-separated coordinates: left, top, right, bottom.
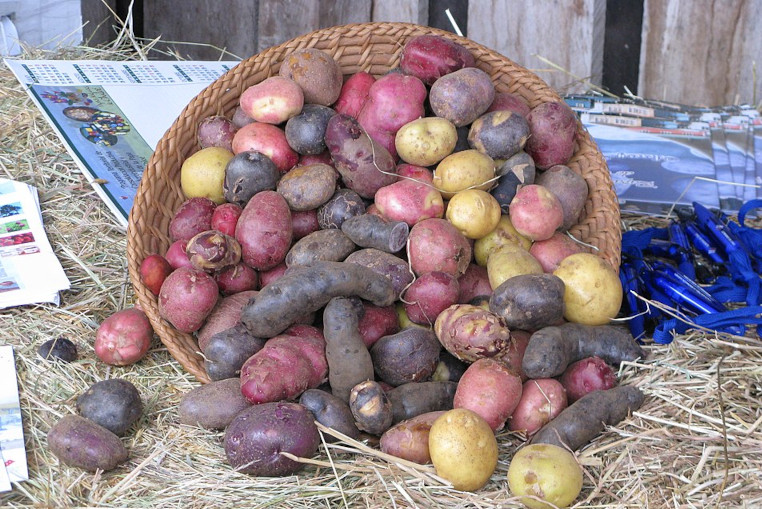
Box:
130, 34, 648, 507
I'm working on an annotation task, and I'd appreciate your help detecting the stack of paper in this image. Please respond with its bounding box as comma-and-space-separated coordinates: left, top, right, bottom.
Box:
0, 179, 70, 308
565, 94, 762, 216
0, 346, 26, 492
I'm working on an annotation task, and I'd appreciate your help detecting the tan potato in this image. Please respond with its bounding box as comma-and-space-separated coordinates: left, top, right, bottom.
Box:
507, 443, 583, 509
474, 215, 532, 266
486, 245, 543, 289
428, 408, 498, 492
395, 117, 458, 167
432, 149, 495, 199
553, 252, 622, 325
180, 146, 234, 203
279, 48, 343, 106
445, 189, 502, 239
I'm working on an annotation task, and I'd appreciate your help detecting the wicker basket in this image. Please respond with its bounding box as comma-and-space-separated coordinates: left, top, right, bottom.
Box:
127, 22, 621, 384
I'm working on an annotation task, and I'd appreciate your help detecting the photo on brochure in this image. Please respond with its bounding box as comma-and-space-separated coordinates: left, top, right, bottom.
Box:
0, 346, 28, 485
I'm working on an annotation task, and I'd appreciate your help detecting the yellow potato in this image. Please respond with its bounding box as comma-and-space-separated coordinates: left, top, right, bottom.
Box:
432, 149, 495, 199
180, 146, 234, 203
445, 189, 502, 239
428, 408, 498, 491
553, 252, 623, 325
474, 215, 533, 266
487, 246, 543, 289
507, 443, 583, 509
395, 117, 458, 167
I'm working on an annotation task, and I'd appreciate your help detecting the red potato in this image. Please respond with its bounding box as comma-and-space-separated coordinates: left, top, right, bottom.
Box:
403, 271, 460, 325
215, 263, 258, 295
498, 330, 531, 381
379, 410, 446, 464
453, 357, 523, 431
197, 115, 238, 152
358, 303, 400, 348
197, 290, 258, 352
290, 209, 320, 240
525, 101, 578, 169
94, 307, 153, 366
529, 232, 586, 272
231, 122, 298, 173
258, 261, 287, 287
358, 73, 427, 159
408, 218, 472, 277
399, 34, 476, 85
239, 76, 304, 124
560, 356, 617, 403
298, 151, 333, 166
334, 71, 376, 118
139, 254, 173, 296
374, 179, 445, 227
165, 240, 192, 270
509, 378, 568, 435
239, 332, 328, 404
158, 267, 219, 333
169, 197, 216, 243
487, 92, 531, 117
535, 164, 589, 231
235, 190, 293, 271
457, 263, 493, 303
325, 114, 398, 199
396, 163, 434, 184
509, 184, 564, 241
210, 202, 243, 237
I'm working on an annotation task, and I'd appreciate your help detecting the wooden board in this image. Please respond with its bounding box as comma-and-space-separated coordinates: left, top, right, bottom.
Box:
143, 0, 259, 60
371, 0, 428, 24
639, 0, 762, 106
81, 0, 118, 47
466, 0, 606, 95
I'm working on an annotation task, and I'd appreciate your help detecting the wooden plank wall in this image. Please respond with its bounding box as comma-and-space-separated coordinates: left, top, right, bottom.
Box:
82, 0, 762, 107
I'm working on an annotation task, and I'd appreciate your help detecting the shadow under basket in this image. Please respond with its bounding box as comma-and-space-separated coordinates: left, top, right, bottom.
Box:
126, 22, 621, 384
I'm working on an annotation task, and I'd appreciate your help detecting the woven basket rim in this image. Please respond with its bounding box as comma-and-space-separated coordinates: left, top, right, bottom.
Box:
127, 21, 621, 384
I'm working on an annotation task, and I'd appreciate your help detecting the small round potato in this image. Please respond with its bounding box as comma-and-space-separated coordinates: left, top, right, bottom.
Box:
486, 245, 543, 290
180, 146, 234, 204
474, 215, 532, 266
395, 117, 458, 167
433, 149, 495, 199
428, 408, 498, 492
553, 252, 623, 325
445, 189, 502, 239
279, 48, 343, 106
507, 443, 583, 509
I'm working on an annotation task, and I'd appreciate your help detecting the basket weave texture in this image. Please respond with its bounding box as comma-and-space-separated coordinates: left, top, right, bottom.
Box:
127, 22, 621, 384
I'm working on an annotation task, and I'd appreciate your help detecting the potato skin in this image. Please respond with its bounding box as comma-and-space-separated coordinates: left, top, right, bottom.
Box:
179, 378, 252, 429
197, 290, 257, 351
379, 410, 446, 464
525, 101, 578, 169
434, 304, 512, 363
408, 218, 472, 277
553, 253, 623, 325
232, 122, 298, 173
223, 151, 280, 206
374, 179, 445, 227
180, 147, 234, 204
509, 184, 564, 242
344, 248, 414, 300
400, 34, 475, 85
325, 114, 398, 199
94, 307, 153, 366
158, 267, 219, 333
224, 401, 320, 476
235, 190, 293, 271
279, 48, 343, 106
559, 356, 617, 403
395, 116, 458, 167
299, 388, 361, 441
285, 104, 336, 155
429, 67, 495, 127
388, 381, 458, 424
76, 379, 143, 437
276, 163, 338, 211
428, 408, 498, 492
203, 324, 266, 381
370, 327, 442, 386
349, 380, 394, 436
48, 414, 129, 472
241, 261, 395, 338
453, 357, 523, 431
285, 229, 356, 267
535, 164, 589, 231
468, 110, 530, 160
507, 443, 583, 509
489, 273, 566, 331
317, 188, 366, 230
508, 378, 568, 435
432, 149, 495, 199
529, 232, 585, 273
239, 76, 304, 124
334, 71, 375, 117
169, 197, 216, 243
402, 271, 460, 325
